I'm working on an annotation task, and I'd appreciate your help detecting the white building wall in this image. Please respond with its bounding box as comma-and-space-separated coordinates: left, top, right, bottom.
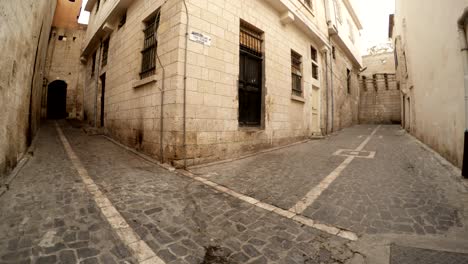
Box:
394, 0, 468, 168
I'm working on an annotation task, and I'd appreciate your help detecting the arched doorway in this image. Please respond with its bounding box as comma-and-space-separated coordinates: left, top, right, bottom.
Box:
47, 80, 67, 119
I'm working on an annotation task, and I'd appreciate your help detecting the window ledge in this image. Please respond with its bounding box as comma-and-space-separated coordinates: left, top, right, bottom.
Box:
132, 75, 157, 88
239, 126, 263, 132
291, 94, 306, 103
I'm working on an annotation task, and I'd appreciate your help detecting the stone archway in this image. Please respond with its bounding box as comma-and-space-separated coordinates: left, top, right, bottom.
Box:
47, 80, 68, 119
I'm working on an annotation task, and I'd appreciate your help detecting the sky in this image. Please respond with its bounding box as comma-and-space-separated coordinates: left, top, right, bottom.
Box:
354, 0, 395, 54
78, 0, 395, 54
78, 0, 90, 24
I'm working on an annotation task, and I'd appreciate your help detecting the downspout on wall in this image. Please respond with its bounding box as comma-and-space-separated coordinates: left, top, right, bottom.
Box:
156, 46, 166, 163
182, 0, 189, 169
323, 0, 334, 133
458, 7, 468, 178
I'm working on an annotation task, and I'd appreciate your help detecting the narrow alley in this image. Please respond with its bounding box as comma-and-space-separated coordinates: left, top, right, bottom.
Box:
2, 0, 468, 263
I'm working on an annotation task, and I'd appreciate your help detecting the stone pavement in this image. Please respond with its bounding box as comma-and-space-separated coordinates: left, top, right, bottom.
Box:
0, 122, 137, 264
192, 125, 468, 262
0, 121, 367, 263
390, 244, 468, 264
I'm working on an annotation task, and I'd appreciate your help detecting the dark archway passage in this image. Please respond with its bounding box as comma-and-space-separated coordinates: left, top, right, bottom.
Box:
47, 80, 67, 119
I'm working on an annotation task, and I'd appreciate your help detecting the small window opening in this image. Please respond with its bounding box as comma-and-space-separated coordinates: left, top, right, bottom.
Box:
291, 50, 303, 96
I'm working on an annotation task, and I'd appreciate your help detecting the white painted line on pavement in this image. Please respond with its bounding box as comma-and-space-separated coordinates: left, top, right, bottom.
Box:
355, 125, 381, 151
55, 123, 165, 264
289, 156, 355, 214
181, 170, 358, 241
289, 125, 381, 214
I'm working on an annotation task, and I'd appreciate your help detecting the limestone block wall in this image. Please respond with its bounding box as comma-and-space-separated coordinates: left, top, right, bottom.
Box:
359, 52, 401, 124
328, 42, 360, 132
45, 26, 87, 120
0, 0, 56, 180
359, 78, 400, 124
82, 0, 182, 160
82, 0, 364, 167
180, 0, 325, 166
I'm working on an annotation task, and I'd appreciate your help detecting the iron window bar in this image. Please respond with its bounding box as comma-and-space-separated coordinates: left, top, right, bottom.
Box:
291, 51, 302, 96
140, 10, 161, 79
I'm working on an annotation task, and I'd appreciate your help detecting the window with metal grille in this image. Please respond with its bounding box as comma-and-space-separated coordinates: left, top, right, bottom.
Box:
291, 50, 303, 96
311, 46, 319, 80
102, 38, 109, 67
239, 21, 263, 126
140, 10, 161, 79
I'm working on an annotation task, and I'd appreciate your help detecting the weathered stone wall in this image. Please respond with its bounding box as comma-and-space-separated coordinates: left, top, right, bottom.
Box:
393, 0, 466, 168
82, 0, 363, 167
82, 0, 180, 161
359, 52, 401, 124
328, 42, 361, 132
0, 1, 56, 180
45, 26, 87, 120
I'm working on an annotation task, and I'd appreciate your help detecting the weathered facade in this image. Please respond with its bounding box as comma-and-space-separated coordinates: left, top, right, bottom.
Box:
0, 1, 57, 180
82, 0, 362, 167
44, 0, 87, 120
392, 0, 468, 169
359, 51, 400, 124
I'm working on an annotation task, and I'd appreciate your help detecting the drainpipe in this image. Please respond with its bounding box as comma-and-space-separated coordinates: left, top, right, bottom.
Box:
458, 8, 468, 178
156, 45, 166, 163
182, 0, 189, 169
323, 0, 330, 134
324, 49, 329, 134
329, 38, 335, 133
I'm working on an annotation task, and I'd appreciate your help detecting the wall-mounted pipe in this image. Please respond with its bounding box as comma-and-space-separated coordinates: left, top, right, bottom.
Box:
458, 7, 468, 178
182, 0, 189, 169
156, 45, 166, 163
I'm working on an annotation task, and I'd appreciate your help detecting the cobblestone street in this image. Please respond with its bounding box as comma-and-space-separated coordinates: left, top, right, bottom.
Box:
1, 122, 468, 263
0, 122, 365, 264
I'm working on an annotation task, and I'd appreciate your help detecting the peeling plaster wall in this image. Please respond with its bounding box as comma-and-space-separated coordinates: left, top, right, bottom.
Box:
0, 0, 56, 180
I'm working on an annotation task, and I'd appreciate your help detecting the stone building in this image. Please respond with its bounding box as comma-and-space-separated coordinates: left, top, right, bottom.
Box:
392, 0, 468, 171
359, 51, 401, 124
81, 0, 363, 167
44, 0, 87, 120
0, 1, 57, 180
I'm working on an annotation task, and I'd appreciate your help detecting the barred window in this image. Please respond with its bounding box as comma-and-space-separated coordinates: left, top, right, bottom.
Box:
238, 21, 263, 126
102, 38, 109, 67
140, 10, 161, 79
291, 50, 303, 96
